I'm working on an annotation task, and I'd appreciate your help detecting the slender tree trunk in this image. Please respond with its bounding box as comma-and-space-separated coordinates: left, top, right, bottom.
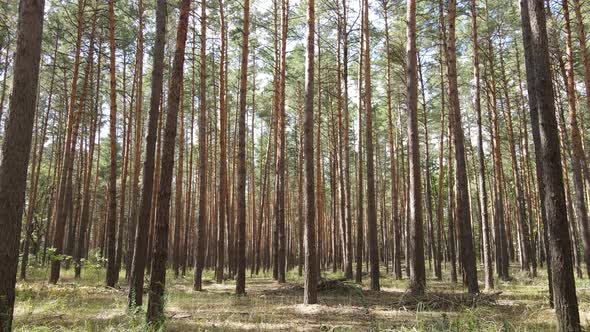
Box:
447, 0, 479, 294
297, 86, 304, 276
362, 0, 379, 292
572, 0, 590, 134
383, 1, 402, 278
498, 39, 533, 274
562, 0, 590, 279
341, 0, 353, 284
471, 0, 493, 290
76, 30, 101, 280
183, 21, 197, 277
216, 0, 228, 284
406, 0, 425, 296
127, 0, 144, 280
316, 14, 326, 276
146, 0, 190, 323
355, 1, 365, 284
194, 0, 208, 291
173, 90, 185, 278
435, 69, 445, 282
273, 0, 288, 283
249, 49, 257, 276
235, 0, 251, 296
21, 33, 59, 280
128, 0, 167, 308
417, 53, 437, 279
303, 0, 318, 304
105, 0, 119, 288
50, 0, 85, 285
116, 51, 133, 284
484, 0, 510, 280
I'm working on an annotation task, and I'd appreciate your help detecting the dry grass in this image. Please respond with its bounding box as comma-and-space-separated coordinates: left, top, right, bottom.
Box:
12, 266, 590, 331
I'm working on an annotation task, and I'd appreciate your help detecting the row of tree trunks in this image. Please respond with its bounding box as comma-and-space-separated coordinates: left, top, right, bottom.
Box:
561, 0, 590, 279
20, 33, 59, 280
75, 24, 101, 279
2, 0, 588, 329
49, 0, 85, 285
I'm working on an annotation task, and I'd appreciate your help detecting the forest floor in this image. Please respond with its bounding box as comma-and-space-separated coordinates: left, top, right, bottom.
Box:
12, 265, 590, 331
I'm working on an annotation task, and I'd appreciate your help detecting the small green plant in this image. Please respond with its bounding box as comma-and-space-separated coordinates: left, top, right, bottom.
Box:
84, 249, 108, 282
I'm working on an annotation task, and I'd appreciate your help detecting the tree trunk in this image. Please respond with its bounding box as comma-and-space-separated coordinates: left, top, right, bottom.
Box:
128, 0, 166, 308
173, 90, 185, 278
0, 0, 44, 329
105, 0, 119, 288
483, 0, 510, 280
498, 38, 533, 274
216, 0, 228, 284
418, 53, 437, 279
406, 0, 425, 296
21, 33, 59, 280
341, 0, 353, 284
303, 0, 318, 304
273, 0, 288, 283
146, 0, 190, 323
235, 0, 251, 296
470, 0, 493, 290
50, 0, 85, 285
435, 35, 446, 282
127, 0, 144, 280
355, 1, 365, 284
520, 0, 580, 329
447, 0, 479, 294
194, 0, 208, 291
115, 50, 133, 284
362, 0, 380, 292
562, 0, 590, 279
572, 0, 590, 134
75, 27, 101, 280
